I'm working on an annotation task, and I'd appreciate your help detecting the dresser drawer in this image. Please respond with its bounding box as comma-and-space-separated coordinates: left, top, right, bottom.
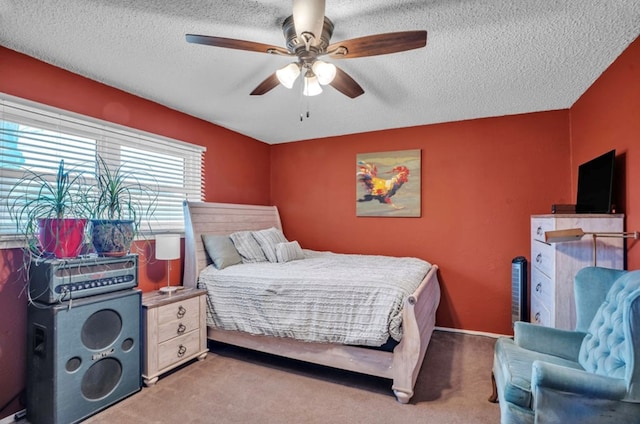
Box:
157, 329, 201, 371
531, 218, 554, 243
530, 295, 552, 327
531, 267, 555, 311
157, 296, 200, 325
531, 239, 554, 277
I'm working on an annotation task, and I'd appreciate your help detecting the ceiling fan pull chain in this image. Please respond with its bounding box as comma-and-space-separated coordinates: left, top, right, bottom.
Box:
299, 105, 310, 121
299, 101, 310, 121
299, 81, 310, 121
299, 84, 304, 121
305, 94, 311, 120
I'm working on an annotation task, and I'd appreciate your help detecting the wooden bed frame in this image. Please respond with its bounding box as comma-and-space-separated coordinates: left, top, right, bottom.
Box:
183, 201, 441, 403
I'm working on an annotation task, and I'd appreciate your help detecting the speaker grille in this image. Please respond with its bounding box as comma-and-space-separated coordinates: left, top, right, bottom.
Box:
81, 309, 122, 350
82, 357, 122, 400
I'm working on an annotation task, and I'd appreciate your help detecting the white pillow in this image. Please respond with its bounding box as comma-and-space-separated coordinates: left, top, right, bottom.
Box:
276, 241, 304, 263
230, 231, 267, 263
252, 227, 288, 263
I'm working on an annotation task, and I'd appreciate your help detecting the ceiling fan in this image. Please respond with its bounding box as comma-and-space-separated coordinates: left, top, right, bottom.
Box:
186, 0, 427, 99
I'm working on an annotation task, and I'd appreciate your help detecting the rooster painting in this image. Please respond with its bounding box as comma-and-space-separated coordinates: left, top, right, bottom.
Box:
356, 149, 421, 217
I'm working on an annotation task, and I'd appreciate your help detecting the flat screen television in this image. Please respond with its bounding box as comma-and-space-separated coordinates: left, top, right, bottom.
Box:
576, 149, 615, 214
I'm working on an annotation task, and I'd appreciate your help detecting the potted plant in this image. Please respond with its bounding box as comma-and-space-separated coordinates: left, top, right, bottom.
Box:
7, 159, 92, 259
90, 155, 158, 256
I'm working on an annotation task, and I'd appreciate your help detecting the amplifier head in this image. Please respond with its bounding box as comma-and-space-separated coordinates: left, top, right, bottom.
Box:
29, 255, 138, 304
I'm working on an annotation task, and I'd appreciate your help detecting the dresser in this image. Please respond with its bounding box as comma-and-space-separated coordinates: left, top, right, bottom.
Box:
530, 214, 624, 330
142, 288, 208, 386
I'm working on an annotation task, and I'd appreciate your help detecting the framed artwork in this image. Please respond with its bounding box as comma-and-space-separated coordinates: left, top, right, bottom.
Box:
356, 149, 421, 217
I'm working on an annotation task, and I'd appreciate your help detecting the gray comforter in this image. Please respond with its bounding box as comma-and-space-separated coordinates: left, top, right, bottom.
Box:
198, 250, 431, 347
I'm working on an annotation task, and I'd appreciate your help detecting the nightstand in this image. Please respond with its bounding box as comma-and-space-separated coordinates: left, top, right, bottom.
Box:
141, 288, 208, 386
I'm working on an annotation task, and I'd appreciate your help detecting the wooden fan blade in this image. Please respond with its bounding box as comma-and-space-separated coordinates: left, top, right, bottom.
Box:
186, 34, 290, 55
329, 66, 364, 98
327, 30, 427, 59
250, 73, 280, 96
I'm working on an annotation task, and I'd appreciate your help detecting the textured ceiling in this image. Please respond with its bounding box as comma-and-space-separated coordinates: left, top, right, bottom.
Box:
1, 1, 639, 144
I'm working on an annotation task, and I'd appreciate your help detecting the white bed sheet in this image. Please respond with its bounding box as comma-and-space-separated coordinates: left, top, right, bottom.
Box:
198, 250, 431, 347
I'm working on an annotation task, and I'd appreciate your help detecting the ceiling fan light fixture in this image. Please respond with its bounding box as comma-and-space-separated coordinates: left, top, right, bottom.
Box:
276, 62, 301, 89
293, 0, 326, 47
311, 60, 336, 85
303, 73, 322, 96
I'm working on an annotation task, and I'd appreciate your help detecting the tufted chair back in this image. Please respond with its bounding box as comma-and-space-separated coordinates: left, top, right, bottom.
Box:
578, 270, 640, 401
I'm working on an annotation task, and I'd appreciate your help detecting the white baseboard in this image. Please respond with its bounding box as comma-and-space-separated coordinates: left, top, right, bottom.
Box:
435, 326, 510, 339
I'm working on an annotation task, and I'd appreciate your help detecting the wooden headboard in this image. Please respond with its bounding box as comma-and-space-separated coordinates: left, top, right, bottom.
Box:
182, 201, 282, 289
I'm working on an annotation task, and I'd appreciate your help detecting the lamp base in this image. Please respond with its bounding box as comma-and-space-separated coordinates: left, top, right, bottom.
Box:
159, 286, 180, 294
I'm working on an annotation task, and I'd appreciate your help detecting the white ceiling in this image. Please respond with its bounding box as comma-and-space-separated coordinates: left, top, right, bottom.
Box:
1, 1, 639, 144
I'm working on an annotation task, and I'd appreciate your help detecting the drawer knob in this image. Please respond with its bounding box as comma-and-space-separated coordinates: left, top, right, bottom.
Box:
177, 323, 186, 334
177, 305, 186, 319
536, 283, 542, 293
536, 253, 542, 264
534, 312, 540, 323
177, 344, 187, 358
536, 226, 543, 236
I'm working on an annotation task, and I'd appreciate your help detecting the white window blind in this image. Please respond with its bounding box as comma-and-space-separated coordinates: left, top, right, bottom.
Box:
0, 94, 205, 244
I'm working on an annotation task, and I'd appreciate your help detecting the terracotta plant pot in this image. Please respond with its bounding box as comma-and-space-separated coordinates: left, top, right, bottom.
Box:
38, 218, 87, 259
91, 219, 135, 257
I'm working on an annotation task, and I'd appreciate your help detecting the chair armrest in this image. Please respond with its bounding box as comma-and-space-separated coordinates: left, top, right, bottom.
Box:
532, 360, 627, 400
514, 321, 586, 361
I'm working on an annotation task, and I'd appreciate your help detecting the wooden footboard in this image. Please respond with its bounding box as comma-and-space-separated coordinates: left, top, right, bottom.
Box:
392, 264, 441, 403
183, 201, 441, 403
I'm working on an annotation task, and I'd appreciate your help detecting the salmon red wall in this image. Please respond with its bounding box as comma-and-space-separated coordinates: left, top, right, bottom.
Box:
271, 111, 571, 334
0, 46, 270, 419
569, 36, 640, 269
2, 35, 638, 419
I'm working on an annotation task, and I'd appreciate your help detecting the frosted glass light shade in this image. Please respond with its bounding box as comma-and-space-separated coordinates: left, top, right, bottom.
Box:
155, 234, 180, 260
276, 63, 301, 89
303, 74, 323, 96
312, 60, 336, 85
293, 0, 326, 46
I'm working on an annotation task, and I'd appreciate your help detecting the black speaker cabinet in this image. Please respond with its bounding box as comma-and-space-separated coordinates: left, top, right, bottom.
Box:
26, 289, 141, 424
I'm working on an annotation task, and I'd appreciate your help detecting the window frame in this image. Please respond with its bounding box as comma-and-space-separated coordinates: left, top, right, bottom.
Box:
0, 93, 206, 248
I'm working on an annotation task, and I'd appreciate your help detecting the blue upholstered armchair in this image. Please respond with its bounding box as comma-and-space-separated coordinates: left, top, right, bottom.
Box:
490, 267, 640, 423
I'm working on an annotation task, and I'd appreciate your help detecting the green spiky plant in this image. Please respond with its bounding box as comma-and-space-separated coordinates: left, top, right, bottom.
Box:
90, 155, 158, 256
7, 159, 92, 259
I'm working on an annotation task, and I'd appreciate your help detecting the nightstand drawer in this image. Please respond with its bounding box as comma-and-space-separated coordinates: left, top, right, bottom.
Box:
157, 330, 201, 371
158, 312, 199, 343
157, 296, 200, 325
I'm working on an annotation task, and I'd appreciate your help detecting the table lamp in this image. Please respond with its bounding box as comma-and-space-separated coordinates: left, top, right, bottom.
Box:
155, 234, 181, 293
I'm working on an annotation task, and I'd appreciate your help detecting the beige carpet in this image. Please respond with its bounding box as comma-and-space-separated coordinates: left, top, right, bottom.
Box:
81, 330, 500, 424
